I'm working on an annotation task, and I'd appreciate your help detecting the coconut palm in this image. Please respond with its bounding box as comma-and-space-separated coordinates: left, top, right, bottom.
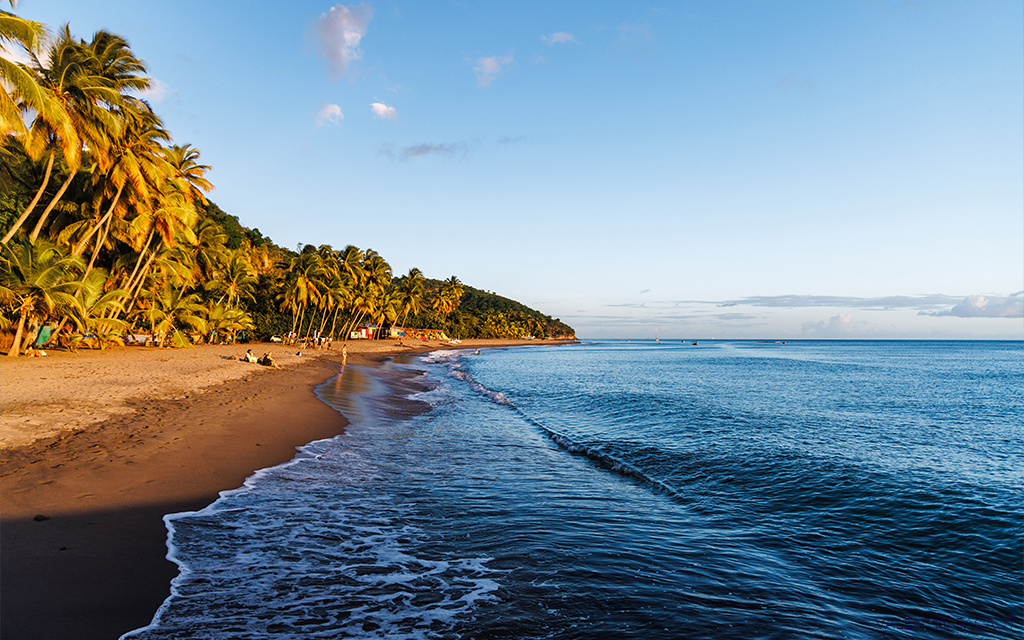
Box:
189, 217, 228, 283
140, 284, 206, 348
280, 247, 325, 341
0, 28, 83, 243
395, 267, 425, 330
74, 98, 170, 260
70, 267, 128, 349
0, 4, 52, 139
25, 28, 150, 242
163, 143, 212, 207
205, 302, 254, 344
0, 237, 84, 355
208, 250, 257, 307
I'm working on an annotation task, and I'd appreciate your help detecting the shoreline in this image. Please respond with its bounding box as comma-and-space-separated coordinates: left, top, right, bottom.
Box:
0, 339, 574, 640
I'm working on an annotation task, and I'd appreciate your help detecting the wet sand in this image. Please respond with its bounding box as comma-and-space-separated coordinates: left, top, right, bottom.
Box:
0, 339, 573, 640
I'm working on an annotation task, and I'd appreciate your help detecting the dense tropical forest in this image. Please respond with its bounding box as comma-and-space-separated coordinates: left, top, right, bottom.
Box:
0, 6, 574, 355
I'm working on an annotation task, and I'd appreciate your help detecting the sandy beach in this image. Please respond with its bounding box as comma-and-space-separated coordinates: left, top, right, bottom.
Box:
0, 338, 572, 640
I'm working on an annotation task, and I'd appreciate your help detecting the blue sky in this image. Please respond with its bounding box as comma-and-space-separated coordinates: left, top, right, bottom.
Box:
12, 1, 1024, 338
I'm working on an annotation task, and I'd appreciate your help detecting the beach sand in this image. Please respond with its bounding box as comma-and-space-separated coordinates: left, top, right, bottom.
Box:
1, 338, 572, 640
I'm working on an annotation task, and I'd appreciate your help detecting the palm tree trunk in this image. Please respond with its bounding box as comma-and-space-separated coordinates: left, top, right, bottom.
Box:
73, 182, 124, 256
124, 231, 155, 292
318, 303, 332, 338
28, 170, 75, 242
301, 307, 318, 346
296, 302, 308, 343
2, 149, 54, 244
83, 212, 113, 279
121, 250, 158, 318
344, 309, 366, 343
7, 306, 29, 356
329, 305, 341, 340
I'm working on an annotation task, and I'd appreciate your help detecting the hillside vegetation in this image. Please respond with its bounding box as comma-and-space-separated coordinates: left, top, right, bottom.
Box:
0, 10, 574, 353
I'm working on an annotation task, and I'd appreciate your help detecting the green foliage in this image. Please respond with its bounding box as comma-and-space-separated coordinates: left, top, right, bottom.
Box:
0, 12, 574, 349
201, 202, 246, 250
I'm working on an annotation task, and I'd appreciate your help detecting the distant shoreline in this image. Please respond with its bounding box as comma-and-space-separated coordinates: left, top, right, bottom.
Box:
0, 338, 576, 640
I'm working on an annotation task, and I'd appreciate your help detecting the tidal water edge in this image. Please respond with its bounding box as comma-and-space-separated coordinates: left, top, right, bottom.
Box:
125, 340, 1023, 639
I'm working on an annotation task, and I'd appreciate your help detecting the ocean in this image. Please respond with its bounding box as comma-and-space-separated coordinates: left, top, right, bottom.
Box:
125, 340, 1022, 639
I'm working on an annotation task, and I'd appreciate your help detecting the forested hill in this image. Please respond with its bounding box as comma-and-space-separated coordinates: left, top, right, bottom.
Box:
0, 11, 573, 352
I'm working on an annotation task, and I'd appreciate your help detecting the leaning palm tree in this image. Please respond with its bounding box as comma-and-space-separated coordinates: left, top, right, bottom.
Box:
25, 28, 150, 243
280, 247, 325, 341
0, 3, 52, 139
0, 237, 84, 355
0, 27, 83, 244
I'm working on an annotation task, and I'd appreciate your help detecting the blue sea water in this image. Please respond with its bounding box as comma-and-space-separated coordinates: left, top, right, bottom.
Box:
126, 340, 1023, 639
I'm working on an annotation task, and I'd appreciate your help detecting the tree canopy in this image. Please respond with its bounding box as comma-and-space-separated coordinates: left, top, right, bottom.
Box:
0, 11, 574, 354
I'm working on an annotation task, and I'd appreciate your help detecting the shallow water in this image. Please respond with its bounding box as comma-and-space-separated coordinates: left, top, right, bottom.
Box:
125, 340, 1023, 639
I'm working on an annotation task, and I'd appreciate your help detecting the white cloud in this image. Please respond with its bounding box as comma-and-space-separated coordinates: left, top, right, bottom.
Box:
919, 293, 1024, 318
312, 3, 373, 79
137, 78, 171, 103
474, 54, 513, 87
801, 313, 858, 337
370, 102, 396, 120
316, 102, 343, 126
541, 32, 577, 44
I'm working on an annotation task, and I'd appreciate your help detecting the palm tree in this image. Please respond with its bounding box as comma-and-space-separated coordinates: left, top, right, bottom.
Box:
0, 237, 84, 355
163, 143, 212, 207
209, 250, 256, 307
0, 3, 52, 139
140, 284, 206, 348
1, 27, 82, 243
25, 29, 150, 243
280, 247, 325, 341
70, 267, 129, 349
206, 302, 254, 344
189, 217, 228, 284
76, 98, 170, 258
395, 267, 425, 330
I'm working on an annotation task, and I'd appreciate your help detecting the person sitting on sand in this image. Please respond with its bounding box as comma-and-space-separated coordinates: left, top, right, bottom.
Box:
257, 353, 281, 369
238, 349, 257, 363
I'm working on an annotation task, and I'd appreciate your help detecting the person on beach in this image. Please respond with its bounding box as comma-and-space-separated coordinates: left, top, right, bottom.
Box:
238, 349, 256, 363
257, 353, 281, 369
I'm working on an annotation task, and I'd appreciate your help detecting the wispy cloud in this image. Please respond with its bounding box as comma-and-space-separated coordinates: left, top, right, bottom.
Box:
712, 294, 963, 310
137, 78, 171, 103
474, 54, 513, 87
379, 142, 470, 162
918, 293, 1024, 318
498, 135, 526, 145
616, 21, 656, 59
370, 102, 396, 120
541, 32, 577, 44
777, 75, 815, 91
316, 102, 343, 126
606, 292, 1024, 318
312, 3, 373, 79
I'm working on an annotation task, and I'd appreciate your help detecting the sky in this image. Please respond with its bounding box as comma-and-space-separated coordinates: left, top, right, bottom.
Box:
10, 0, 1024, 339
